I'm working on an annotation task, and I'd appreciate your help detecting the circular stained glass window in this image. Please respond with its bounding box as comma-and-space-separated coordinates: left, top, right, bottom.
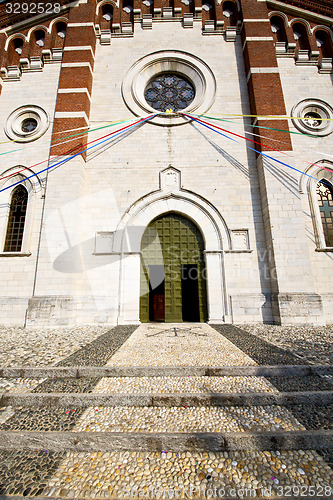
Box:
144, 74, 195, 112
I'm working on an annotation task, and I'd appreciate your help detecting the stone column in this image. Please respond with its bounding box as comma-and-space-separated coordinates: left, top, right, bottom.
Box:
205, 251, 231, 323
119, 253, 141, 324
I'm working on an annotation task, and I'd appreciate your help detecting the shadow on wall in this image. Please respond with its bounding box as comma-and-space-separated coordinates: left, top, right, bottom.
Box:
190, 122, 250, 179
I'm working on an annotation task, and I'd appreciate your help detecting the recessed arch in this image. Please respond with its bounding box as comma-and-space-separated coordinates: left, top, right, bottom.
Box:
268, 11, 289, 27
313, 25, 333, 43
4, 33, 27, 51
27, 25, 49, 41
116, 190, 231, 325
114, 191, 231, 253
290, 18, 312, 36
96, 0, 118, 15
0, 166, 43, 194
49, 17, 68, 33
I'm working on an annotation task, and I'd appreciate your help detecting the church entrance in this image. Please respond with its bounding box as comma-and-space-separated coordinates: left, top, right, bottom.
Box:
140, 213, 207, 322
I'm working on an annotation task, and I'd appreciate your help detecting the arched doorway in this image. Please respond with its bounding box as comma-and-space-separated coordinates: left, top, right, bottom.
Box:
140, 212, 208, 322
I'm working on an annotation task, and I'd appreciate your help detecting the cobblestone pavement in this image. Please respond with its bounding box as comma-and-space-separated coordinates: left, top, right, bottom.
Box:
211, 325, 305, 366
93, 375, 279, 394
0, 449, 332, 499
72, 405, 305, 433
239, 324, 333, 366
0, 326, 112, 367
0, 323, 332, 498
106, 324, 257, 367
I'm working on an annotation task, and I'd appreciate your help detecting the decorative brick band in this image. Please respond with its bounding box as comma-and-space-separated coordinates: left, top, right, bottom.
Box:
240, 0, 292, 151
50, 1, 97, 158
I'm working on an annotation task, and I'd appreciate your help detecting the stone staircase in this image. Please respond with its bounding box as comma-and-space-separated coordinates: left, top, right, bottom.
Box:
0, 324, 332, 499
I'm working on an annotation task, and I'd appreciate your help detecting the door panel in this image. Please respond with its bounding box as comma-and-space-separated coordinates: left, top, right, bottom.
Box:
181, 264, 200, 322
140, 213, 207, 322
153, 294, 165, 321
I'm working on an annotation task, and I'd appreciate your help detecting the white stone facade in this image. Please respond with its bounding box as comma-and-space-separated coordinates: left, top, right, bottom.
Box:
0, 8, 332, 326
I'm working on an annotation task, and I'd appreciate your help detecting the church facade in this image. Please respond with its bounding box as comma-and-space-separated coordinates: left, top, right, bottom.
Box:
0, 0, 332, 327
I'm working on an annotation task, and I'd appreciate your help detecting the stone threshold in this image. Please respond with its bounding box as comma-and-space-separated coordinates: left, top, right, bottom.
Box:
1, 390, 332, 407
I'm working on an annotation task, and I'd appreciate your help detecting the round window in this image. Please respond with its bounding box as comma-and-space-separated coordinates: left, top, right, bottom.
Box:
5, 105, 49, 142
122, 50, 216, 125
21, 118, 38, 133
291, 99, 333, 136
144, 74, 195, 112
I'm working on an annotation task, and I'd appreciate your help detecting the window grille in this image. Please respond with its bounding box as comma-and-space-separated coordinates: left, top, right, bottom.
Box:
317, 181, 333, 247
144, 74, 195, 112
4, 186, 28, 252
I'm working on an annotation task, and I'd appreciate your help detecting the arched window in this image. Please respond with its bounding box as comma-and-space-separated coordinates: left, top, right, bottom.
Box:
317, 181, 333, 247
56, 22, 67, 39
4, 186, 28, 252
222, 1, 237, 26
292, 22, 310, 51
270, 15, 287, 43
8, 37, 24, 66
34, 30, 45, 47
315, 29, 333, 58
101, 4, 114, 28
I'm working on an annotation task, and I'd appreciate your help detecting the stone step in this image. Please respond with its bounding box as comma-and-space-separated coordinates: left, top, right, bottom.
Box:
0, 429, 332, 452
1, 390, 332, 407
0, 363, 332, 378
1, 374, 329, 395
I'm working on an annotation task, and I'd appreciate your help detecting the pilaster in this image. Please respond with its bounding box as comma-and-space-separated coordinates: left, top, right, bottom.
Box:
51, 0, 97, 157
239, 0, 323, 324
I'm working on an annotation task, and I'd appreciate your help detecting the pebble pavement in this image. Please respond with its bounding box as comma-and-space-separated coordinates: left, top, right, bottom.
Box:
0, 376, 47, 393
0, 326, 111, 367
72, 405, 305, 433
106, 324, 257, 366
42, 450, 333, 499
240, 324, 333, 365
0, 323, 331, 367
0, 323, 332, 498
93, 375, 278, 394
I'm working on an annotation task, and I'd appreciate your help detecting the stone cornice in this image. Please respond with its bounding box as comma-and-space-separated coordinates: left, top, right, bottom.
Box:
0, 0, 76, 31
267, 0, 333, 24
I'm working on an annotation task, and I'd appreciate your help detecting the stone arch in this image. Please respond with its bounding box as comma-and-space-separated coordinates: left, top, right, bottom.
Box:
27, 25, 49, 41
0, 166, 43, 194
49, 17, 69, 33
5, 33, 27, 51
96, 0, 118, 15
290, 18, 312, 36
116, 185, 231, 324
268, 11, 289, 27
313, 27, 333, 59
313, 25, 333, 43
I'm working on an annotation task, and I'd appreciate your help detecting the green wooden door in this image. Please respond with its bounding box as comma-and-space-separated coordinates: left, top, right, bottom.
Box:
140, 213, 207, 322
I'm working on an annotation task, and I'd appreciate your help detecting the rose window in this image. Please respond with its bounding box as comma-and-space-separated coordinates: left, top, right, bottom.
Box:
144, 74, 195, 112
